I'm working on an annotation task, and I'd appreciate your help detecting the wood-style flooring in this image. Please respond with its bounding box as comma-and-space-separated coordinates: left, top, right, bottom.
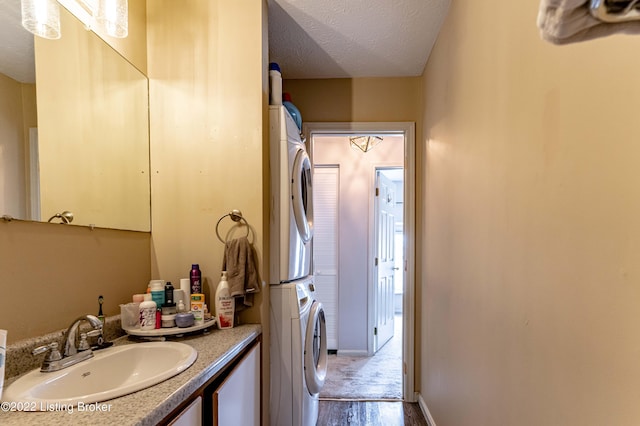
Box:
317, 400, 429, 426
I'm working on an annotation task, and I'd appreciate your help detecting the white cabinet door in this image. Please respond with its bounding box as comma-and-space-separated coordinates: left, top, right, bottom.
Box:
168, 396, 202, 426
212, 342, 260, 426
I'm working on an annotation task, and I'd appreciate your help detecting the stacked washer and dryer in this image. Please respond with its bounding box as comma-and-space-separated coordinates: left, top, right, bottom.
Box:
269, 105, 328, 426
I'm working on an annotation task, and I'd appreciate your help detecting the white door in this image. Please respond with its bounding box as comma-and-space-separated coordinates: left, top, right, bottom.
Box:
373, 169, 396, 352
312, 166, 339, 350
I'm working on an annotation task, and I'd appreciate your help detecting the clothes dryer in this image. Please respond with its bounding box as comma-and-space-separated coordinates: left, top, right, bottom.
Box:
270, 276, 328, 426
269, 105, 314, 284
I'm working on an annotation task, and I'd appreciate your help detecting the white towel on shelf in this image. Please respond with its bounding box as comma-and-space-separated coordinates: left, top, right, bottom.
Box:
538, 0, 640, 44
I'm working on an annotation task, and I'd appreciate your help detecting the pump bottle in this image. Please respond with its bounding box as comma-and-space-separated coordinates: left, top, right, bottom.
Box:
215, 271, 234, 329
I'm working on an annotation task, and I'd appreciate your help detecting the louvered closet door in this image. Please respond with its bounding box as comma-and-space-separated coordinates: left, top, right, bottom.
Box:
312, 166, 339, 350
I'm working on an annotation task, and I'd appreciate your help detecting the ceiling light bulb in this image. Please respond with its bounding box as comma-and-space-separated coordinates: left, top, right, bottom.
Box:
96, 0, 128, 38
21, 0, 61, 40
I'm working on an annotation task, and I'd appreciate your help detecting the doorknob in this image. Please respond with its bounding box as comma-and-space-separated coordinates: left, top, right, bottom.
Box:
392, 267, 400, 270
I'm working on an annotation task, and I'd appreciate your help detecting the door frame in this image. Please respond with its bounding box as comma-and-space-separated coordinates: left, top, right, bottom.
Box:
302, 121, 417, 402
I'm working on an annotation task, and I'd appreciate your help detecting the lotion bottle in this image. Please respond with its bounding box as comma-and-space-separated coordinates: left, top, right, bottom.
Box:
139, 294, 157, 330
215, 271, 234, 329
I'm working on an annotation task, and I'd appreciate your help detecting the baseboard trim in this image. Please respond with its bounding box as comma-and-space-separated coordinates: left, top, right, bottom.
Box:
319, 397, 403, 402
336, 349, 368, 357
417, 393, 437, 426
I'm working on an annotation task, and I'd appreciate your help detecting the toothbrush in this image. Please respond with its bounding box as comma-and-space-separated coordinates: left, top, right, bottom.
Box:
98, 295, 105, 323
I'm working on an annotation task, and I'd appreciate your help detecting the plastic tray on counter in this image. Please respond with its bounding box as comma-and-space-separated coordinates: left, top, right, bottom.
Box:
123, 318, 216, 338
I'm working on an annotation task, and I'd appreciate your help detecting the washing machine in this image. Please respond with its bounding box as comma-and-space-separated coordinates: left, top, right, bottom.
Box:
270, 276, 328, 426
269, 105, 314, 284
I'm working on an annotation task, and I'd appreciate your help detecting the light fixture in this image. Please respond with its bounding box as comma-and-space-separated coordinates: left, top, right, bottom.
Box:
349, 135, 383, 153
96, 0, 128, 38
21, 0, 128, 40
21, 0, 61, 40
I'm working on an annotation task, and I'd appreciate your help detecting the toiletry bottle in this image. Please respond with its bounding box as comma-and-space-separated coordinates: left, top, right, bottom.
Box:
165, 281, 174, 305
191, 293, 205, 325
139, 294, 157, 330
180, 277, 191, 301
190, 264, 202, 294
269, 62, 283, 105
178, 299, 185, 313
283, 92, 302, 130
215, 271, 234, 329
150, 280, 165, 307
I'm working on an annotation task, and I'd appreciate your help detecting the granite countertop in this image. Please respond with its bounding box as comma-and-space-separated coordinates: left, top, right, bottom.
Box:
0, 324, 262, 426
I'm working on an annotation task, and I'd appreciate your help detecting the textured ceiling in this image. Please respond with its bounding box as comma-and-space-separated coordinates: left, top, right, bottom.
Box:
0, 0, 35, 83
0, 0, 450, 84
268, 0, 451, 79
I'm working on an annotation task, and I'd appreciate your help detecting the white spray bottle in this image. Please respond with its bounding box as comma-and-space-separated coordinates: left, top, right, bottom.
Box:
215, 271, 234, 329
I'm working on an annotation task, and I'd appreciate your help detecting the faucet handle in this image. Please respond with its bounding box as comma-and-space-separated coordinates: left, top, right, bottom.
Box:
78, 333, 90, 351
79, 329, 102, 351
86, 329, 102, 338
32, 342, 63, 362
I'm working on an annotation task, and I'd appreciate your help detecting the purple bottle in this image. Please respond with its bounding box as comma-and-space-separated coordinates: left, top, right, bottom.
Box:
190, 264, 202, 294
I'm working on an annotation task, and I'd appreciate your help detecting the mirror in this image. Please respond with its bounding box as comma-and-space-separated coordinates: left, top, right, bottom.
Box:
0, 2, 150, 232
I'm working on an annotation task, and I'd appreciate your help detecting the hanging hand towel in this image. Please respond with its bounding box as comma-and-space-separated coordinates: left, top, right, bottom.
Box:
222, 236, 261, 307
538, 0, 640, 44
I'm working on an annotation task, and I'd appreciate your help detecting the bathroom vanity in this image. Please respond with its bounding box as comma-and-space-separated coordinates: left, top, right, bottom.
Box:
1, 324, 262, 425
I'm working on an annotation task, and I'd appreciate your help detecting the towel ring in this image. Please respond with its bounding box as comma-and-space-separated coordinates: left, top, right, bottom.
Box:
216, 209, 250, 244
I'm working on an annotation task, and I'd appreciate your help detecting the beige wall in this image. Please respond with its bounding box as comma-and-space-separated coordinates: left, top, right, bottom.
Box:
421, 0, 640, 424
147, 0, 267, 327
0, 221, 151, 344
0, 74, 34, 219
284, 77, 422, 123
146, 0, 269, 416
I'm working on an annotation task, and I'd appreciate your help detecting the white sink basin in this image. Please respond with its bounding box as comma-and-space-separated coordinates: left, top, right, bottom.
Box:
3, 342, 197, 408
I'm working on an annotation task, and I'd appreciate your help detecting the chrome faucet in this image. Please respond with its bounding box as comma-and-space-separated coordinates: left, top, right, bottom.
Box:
64, 314, 103, 356
32, 314, 104, 372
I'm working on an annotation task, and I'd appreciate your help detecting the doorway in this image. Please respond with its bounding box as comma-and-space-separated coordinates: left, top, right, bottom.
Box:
304, 122, 416, 402
373, 167, 403, 353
